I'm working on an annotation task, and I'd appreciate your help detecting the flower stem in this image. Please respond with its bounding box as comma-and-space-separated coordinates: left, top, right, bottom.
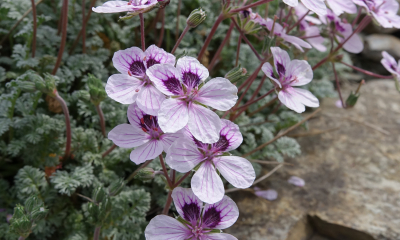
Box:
52, 0, 69, 75
197, 14, 224, 61
54, 91, 71, 159
69, 0, 97, 54
93, 226, 101, 240
230, 0, 274, 13
332, 62, 346, 108
159, 154, 173, 188
242, 108, 321, 158
126, 159, 153, 182
157, 9, 165, 47
340, 61, 393, 79
102, 144, 116, 158
173, 171, 191, 188
231, 18, 264, 61
235, 35, 242, 67
162, 190, 173, 215
171, 25, 190, 54
95, 104, 106, 137
286, 10, 309, 33
140, 13, 146, 51
175, 0, 182, 42
30, 0, 37, 58
208, 22, 235, 70
81, 0, 86, 54
247, 96, 277, 117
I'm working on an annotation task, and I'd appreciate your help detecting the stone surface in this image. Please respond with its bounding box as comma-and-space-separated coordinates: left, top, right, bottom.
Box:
363, 34, 400, 61
226, 80, 400, 240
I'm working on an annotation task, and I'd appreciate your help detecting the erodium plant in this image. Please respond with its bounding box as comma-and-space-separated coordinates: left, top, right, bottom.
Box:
1, 0, 400, 239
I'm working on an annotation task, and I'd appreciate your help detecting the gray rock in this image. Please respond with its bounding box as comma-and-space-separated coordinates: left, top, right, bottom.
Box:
363, 34, 400, 61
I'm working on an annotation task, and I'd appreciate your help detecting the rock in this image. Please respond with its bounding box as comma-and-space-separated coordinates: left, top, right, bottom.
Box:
226, 80, 400, 240
363, 34, 400, 61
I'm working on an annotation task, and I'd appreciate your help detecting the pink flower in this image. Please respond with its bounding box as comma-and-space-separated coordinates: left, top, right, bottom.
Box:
353, 0, 400, 28
321, 10, 363, 54
147, 57, 238, 144
166, 120, 255, 204
283, 0, 327, 16
105, 45, 175, 115
262, 47, 319, 113
288, 176, 305, 187
92, 0, 162, 14
381, 51, 400, 80
108, 103, 181, 164
145, 187, 239, 240
327, 0, 357, 16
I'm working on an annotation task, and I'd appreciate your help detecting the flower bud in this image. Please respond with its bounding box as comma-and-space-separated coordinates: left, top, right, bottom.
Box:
87, 74, 107, 105
92, 186, 106, 203
187, 8, 206, 28
108, 179, 125, 196
345, 91, 360, 108
134, 168, 155, 181
24, 196, 40, 213
224, 65, 249, 83
30, 207, 48, 222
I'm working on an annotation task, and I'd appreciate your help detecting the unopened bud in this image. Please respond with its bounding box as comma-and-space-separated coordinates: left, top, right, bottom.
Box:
87, 74, 106, 105
92, 187, 106, 203
108, 179, 125, 196
19, 81, 36, 92
187, 8, 206, 28
30, 207, 48, 222
345, 91, 360, 108
134, 168, 155, 181
225, 65, 249, 83
24, 196, 40, 213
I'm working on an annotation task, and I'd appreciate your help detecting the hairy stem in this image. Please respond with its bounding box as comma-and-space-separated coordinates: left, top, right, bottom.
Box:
52, 0, 69, 75
157, 9, 165, 47
230, 0, 274, 13
208, 22, 235, 70
93, 226, 101, 240
54, 91, 71, 159
140, 13, 146, 51
102, 144, 116, 158
247, 96, 278, 117
231, 18, 263, 61
235, 35, 242, 66
95, 104, 106, 137
171, 25, 190, 54
340, 61, 393, 79
30, 0, 37, 58
126, 159, 153, 182
197, 14, 224, 61
159, 154, 173, 188
332, 62, 345, 108
286, 10, 309, 33
175, 0, 182, 42
162, 190, 173, 215
173, 171, 191, 188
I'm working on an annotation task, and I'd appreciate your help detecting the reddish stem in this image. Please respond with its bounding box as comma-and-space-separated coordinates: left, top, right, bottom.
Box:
157, 9, 165, 47
139, 13, 145, 51
286, 10, 309, 33
102, 144, 116, 158
175, 0, 182, 42
171, 25, 190, 54
82, 0, 86, 53
30, 0, 37, 58
54, 91, 71, 159
52, 0, 68, 75
332, 62, 345, 108
197, 14, 224, 61
235, 34, 242, 67
162, 191, 173, 215
159, 154, 173, 188
95, 104, 106, 137
230, 0, 274, 13
231, 18, 263, 61
173, 171, 191, 188
208, 22, 235, 70
340, 61, 393, 79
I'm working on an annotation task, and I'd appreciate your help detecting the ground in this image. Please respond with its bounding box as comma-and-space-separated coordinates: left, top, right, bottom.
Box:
226, 80, 400, 240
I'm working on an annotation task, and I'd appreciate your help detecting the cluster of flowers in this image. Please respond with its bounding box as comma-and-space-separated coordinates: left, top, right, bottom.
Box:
93, 0, 400, 239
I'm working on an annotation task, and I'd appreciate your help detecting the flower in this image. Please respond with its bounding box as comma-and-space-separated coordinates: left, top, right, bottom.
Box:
105, 45, 175, 115
166, 119, 255, 204
283, 0, 327, 16
108, 103, 181, 164
262, 47, 319, 113
381, 51, 400, 80
92, 0, 162, 14
147, 56, 238, 144
320, 10, 363, 54
288, 176, 305, 187
326, 0, 357, 16
353, 0, 400, 28
145, 187, 239, 240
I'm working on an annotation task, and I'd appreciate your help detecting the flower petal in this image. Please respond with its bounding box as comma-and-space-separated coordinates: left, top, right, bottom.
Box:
381, 51, 399, 75
278, 86, 319, 113
202, 195, 239, 229
285, 59, 313, 87
92, 1, 134, 13
145, 45, 176, 68
200, 233, 238, 240
166, 138, 204, 173
144, 215, 192, 240
301, 0, 327, 16
127, 103, 145, 130
147, 64, 183, 96
136, 85, 166, 115
191, 161, 224, 204
105, 74, 142, 104
130, 139, 163, 164
196, 77, 238, 111
262, 62, 281, 88
176, 57, 209, 88
290, 88, 319, 108
271, 47, 291, 79
158, 98, 189, 133
282, 35, 312, 52
212, 119, 243, 152
214, 156, 255, 189
159, 132, 182, 152
112, 47, 146, 77
108, 124, 149, 148
188, 103, 222, 144
327, 0, 357, 16
338, 22, 364, 54
283, 0, 299, 7
172, 187, 202, 226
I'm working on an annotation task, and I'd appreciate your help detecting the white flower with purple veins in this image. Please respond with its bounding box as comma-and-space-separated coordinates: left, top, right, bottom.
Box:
166, 120, 255, 204
92, 0, 162, 14
283, 0, 327, 16
320, 10, 363, 54
147, 57, 238, 144
353, 0, 400, 28
262, 47, 319, 113
108, 103, 180, 164
106, 45, 175, 115
381, 51, 400, 80
145, 187, 239, 240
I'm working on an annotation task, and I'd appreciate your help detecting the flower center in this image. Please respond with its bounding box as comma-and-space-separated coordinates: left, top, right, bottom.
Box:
191, 226, 204, 238
140, 115, 162, 140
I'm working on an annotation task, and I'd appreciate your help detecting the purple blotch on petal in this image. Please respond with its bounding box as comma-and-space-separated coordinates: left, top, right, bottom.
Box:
146, 58, 161, 68
202, 207, 221, 228
182, 202, 201, 224
212, 134, 229, 152
164, 76, 182, 95
182, 71, 201, 88
277, 62, 286, 77
130, 60, 146, 76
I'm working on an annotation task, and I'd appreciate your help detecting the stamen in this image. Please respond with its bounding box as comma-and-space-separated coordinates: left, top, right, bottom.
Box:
128, 70, 133, 76
141, 118, 145, 124
141, 127, 147, 132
